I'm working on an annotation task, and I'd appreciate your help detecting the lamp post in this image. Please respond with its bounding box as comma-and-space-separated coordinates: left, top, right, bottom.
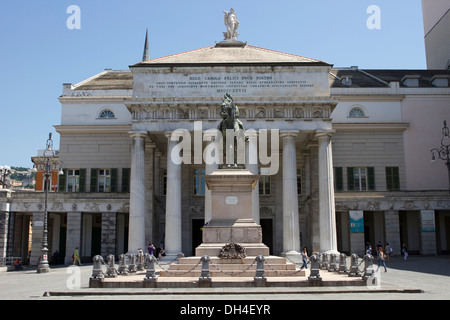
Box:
33, 133, 63, 273
0, 165, 11, 189
431, 120, 450, 194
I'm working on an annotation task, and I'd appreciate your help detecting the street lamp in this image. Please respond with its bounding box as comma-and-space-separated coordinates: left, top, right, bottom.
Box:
431, 120, 450, 194
0, 165, 11, 188
33, 133, 63, 273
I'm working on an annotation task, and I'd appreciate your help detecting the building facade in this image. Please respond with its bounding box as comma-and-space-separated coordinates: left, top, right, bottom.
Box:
1, 33, 450, 266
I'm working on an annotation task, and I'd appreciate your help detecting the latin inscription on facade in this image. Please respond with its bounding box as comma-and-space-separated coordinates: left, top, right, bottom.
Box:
133, 70, 330, 98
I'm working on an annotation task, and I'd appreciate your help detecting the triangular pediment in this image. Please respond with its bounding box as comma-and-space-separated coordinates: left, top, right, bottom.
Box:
133, 44, 330, 67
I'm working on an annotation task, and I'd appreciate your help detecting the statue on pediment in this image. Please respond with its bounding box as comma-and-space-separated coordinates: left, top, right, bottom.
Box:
223, 8, 240, 41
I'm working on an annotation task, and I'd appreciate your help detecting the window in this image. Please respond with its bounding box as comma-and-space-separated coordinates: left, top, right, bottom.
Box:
353, 167, 367, 191
98, 169, 111, 192
122, 168, 130, 192
98, 109, 115, 119
348, 107, 365, 118
347, 167, 375, 191
297, 168, 302, 195
193, 169, 206, 196
334, 167, 343, 191
259, 169, 271, 195
67, 169, 80, 192
385, 167, 400, 191
162, 169, 167, 196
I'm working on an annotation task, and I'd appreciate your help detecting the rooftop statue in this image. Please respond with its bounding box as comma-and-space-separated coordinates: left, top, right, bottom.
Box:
223, 8, 240, 41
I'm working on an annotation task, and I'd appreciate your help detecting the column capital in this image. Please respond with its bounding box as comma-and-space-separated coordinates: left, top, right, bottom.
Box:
164, 130, 187, 140
280, 130, 299, 138
315, 130, 335, 139
129, 130, 148, 139
245, 129, 259, 138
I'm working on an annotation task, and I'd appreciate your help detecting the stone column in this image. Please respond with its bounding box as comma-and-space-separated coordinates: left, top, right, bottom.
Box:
164, 131, 183, 257
316, 131, 338, 254
65, 212, 81, 264
246, 130, 260, 224
204, 130, 219, 224
31, 212, 45, 266
0, 191, 11, 258
145, 141, 155, 247
420, 210, 437, 255
281, 131, 300, 255
101, 212, 116, 256
128, 131, 148, 254
384, 210, 400, 255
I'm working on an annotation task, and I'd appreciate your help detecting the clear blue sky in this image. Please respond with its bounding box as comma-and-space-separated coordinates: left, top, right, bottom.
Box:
0, 0, 426, 168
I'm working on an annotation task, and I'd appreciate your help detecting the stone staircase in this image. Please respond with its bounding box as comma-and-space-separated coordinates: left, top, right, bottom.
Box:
159, 256, 306, 277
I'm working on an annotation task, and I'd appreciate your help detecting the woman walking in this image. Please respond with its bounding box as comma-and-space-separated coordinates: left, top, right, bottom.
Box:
377, 247, 387, 272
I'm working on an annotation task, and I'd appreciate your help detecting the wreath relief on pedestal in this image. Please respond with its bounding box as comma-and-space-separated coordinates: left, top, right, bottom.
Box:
218, 243, 247, 259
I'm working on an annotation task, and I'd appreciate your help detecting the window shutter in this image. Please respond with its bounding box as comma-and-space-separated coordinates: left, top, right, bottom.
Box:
347, 167, 354, 191
122, 168, 130, 192
111, 168, 118, 192
58, 169, 67, 192
334, 167, 343, 191
386, 167, 400, 191
79, 168, 86, 192
368, 167, 375, 191
90, 168, 98, 192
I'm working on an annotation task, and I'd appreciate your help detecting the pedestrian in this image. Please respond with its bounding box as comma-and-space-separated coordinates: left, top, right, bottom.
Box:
138, 248, 144, 264
366, 242, 372, 255
377, 247, 387, 272
300, 247, 308, 269
147, 243, 155, 257
73, 247, 81, 266
52, 250, 59, 265
402, 243, 408, 261
13, 258, 23, 271
384, 242, 392, 262
376, 241, 383, 257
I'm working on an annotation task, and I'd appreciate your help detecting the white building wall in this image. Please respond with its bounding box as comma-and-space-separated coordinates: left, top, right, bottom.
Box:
59, 132, 131, 169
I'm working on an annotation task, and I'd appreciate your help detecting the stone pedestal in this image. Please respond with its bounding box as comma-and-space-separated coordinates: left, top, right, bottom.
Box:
195, 169, 269, 257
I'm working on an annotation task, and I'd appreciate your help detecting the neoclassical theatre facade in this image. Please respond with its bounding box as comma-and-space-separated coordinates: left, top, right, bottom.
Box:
1, 37, 450, 265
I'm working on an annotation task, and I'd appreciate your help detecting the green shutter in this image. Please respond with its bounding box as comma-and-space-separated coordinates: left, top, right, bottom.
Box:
79, 168, 86, 192
90, 168, 98, 192
122, 168, 130, 192
368, 167, 375, 191
386, 167, 400, 191
111, 168, 118, 192
347, 167, 354, 191
58, 169, 67, 192
334, 167, 343, 191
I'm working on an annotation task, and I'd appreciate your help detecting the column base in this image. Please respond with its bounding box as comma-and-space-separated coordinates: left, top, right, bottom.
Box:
280, 251, 302, 264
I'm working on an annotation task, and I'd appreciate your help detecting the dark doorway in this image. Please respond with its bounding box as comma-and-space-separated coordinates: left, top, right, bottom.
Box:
192, 219, 204, 256
58, 227, 66, 265
260, 219, 273, 255
91, 227, 101, 258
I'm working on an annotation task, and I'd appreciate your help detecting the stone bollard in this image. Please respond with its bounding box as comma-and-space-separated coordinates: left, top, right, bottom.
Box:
254, 255, 266, 282
320, 253, 329, 270
91, 255, 104, 279
105, 254, 118, 278
144, 253, 157, 281
308, 254, 322, 282
328, 253, 339, 272
348, 253, 362, 277
118, 254, 128, 275
199, 256, 211, 283
128, 254, 137, 273
338, 253, 348, 274
362, 254, 375, 282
